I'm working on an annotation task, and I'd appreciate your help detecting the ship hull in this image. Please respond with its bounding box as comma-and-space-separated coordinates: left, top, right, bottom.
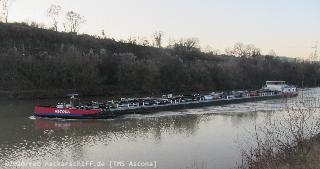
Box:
34, 94, 288, 119
34, 106, 110, 119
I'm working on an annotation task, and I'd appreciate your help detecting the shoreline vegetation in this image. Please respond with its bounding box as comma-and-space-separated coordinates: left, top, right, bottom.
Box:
0, 22, 320, 99
240, 134, 320, 169
237, 96, 320, 169
0, 89, 216, 99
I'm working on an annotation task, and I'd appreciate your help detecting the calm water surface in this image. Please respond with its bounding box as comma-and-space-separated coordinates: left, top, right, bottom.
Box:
0, 88, 319, 169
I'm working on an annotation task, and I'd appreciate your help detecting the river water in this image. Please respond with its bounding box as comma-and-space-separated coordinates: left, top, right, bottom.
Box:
0, 88, 319, 169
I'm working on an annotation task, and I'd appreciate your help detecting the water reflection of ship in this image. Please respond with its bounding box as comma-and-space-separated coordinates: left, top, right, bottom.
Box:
33, 114, 202, 132
33, 115, 203, 140
1, 115, 203, 165
29, 115, 204, 150
34, 118, 101, 130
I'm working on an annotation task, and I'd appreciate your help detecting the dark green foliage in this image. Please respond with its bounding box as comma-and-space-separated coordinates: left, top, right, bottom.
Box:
0, 22, 319, 97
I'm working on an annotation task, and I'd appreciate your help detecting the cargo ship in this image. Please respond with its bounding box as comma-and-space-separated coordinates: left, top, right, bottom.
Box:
34, 81, 298, 119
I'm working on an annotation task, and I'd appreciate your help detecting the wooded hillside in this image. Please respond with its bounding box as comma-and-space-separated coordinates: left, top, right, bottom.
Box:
0, 22, 319, 98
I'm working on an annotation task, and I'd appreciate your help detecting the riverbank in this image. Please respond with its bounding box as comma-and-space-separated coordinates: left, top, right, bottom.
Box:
238, 134, 320, 169
0, 89, 215, 99
0, 89, 73, 99
0, 89, 149, 99
237, 97, 320, 169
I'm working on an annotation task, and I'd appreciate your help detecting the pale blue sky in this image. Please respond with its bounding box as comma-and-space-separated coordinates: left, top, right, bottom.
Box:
8, 0, 320, 58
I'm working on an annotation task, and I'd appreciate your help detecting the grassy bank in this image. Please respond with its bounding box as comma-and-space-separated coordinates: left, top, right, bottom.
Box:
237, 97, 320, 169
238, 134, 320, 169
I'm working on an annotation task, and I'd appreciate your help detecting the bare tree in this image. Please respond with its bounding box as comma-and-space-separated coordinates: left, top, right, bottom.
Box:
47, 4, 61, 31
171, 37, 200, 52
153, 31, 164, 48
127, 36, 138, 45
231, 42, 246, 57
64, 11, 86, 33
101, 29, 106, 39
227, 42, 261, 57
183, 38, 200, 51
204, 45, 220, 55
136, 36, 150, 46
244, 44, 261, 57
268, 50, 277, 56
0, 0, 14, 23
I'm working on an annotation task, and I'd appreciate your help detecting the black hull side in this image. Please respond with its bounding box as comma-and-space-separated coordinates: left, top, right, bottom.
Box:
34, 114, 117, 119
106, 95, 285, 116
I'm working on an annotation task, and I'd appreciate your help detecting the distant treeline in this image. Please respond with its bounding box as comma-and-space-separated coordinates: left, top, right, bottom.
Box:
0, 22, 319, 98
